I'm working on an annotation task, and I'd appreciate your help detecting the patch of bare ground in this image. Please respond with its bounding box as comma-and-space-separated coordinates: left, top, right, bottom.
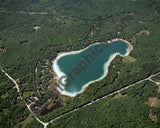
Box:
90, 29, 94, 35
138, 21, 147, 24
146, 97, 160, 107
57, 52, 66, 56
155, 7, 160, 16
83, 85, 88, 90
158, 86, 160, 93
149, 110, 157, 122
114, 93, 126, 98
155, 81, 160, 86
33, 26, 40, 31
115, 71, 120, 80
0, 47, 5, 52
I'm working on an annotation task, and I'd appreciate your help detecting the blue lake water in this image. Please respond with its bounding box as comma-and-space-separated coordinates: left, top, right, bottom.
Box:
54, 40, 131, 96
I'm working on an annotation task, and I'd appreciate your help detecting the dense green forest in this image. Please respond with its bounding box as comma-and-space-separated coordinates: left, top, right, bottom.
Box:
0, 0, 160, 127
48, 81, 160, 128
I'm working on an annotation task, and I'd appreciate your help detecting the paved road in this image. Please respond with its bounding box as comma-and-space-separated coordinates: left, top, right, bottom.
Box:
26, 104, 49, 127
1, 68, 48, 128
1, 68, 160, 128
49, 71, 160, 124
1, 68, 20, 94
0, 10, 47, 15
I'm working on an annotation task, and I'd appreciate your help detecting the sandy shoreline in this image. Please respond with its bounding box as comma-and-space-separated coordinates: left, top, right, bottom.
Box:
52, 38, 133, 97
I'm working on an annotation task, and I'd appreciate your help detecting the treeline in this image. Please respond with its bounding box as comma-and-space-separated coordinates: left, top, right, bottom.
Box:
48, 81, 160, 128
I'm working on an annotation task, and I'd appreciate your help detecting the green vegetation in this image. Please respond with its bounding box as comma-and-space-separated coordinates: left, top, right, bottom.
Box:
137, 30, 150, 36
122, 56, 136, 63
48, 81, 160, 128
156, 6, 160, 15
19, 114, 33, 128
0, 39, 2, 47
0, 0, 160, 127
23, 91, 34, 99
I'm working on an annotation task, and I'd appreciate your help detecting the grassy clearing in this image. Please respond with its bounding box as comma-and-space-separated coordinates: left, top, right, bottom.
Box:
59, 94, 71, 105
57, 52, 66, 56
146, 97, 160, 107
23, 92, 34, 99
2, 109, 8, 115
47, 102, 55, 110
158, 101, 160, 107
20, 114, 33, 128
122, 56, 136, 63
137, 30, 150, 36
149, 111, 157, 122
1, 92, 8, 99
114, 93, 126, 98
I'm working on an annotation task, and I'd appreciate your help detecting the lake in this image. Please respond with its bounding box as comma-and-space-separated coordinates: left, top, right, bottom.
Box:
53, 39, 132, 97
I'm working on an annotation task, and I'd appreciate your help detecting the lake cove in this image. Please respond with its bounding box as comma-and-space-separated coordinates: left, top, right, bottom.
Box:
53, 39, 133, 97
